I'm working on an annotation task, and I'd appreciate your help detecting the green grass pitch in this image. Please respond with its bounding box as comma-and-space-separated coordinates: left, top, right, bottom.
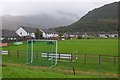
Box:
2, 39, 118, 78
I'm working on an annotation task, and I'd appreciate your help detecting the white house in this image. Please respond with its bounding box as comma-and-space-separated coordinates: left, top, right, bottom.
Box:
109, 34, 118, 38
99, 34, 108, 38
98, 33, 118, 38
82, 35, 88, 37
40, 29, 59, 38
16, 26, 36, 38
16, 26, 59, 39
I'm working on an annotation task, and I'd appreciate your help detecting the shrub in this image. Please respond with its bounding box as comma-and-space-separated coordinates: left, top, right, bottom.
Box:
78, 36, 82, 39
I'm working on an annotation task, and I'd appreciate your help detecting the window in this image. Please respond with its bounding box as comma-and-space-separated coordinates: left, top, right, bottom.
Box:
20, 32, 22, 35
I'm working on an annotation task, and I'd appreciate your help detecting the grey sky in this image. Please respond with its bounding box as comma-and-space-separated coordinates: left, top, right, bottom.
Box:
1, 0, 119, 18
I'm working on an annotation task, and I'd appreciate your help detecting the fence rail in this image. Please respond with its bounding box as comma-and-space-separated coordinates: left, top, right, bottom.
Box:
2, 50, 119, 65
77, 54, 119, 65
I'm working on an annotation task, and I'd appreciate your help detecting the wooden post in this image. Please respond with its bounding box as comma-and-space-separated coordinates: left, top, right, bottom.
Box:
68, 55, 70, 75
47, 53, 49, 60
84, 54, 86, 64
17, 50, 19, 58
28, 65, 31, 70
59, 53, 60, 62
71, 54, 73, 62
99, 55, 101, 64
8, 50, 10, 57
73, 67, 75, 76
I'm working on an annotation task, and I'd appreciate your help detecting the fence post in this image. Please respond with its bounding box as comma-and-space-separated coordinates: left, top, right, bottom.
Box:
73, 67, 75, 76
68, 55, 70, 75
76, 49, 78, 59
47, 53, 49, 60
71, 54, 73, 62
28, 65, 31, 70
8, 50, 10, 57
59, 53, 60, 62
84, 54, 86, 64
99, 55, 101, 64
17, 50, 19, 58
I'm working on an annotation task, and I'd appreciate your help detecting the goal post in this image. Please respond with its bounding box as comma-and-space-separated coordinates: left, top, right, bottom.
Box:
26, 39, 58, 67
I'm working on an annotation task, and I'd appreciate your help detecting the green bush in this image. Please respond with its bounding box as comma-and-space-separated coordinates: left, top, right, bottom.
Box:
78, 36, 82, 39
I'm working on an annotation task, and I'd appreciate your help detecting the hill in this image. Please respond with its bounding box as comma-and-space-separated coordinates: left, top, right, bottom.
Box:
2, 12, 79, 30
53, 2, 119, 33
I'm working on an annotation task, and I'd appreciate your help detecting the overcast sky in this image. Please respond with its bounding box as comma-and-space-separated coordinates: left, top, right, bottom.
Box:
0, 0, 119, 18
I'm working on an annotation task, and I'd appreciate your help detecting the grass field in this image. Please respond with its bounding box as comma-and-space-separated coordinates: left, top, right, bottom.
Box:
3, 65, 97, 78
2, 39, 118, 78
3, 39, 118, 55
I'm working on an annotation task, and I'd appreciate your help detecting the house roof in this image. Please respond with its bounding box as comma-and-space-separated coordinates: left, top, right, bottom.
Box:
19, 26, 58, 34
66, 32, 86, 35
20, 26, 37, 33
2, 29, 18, 37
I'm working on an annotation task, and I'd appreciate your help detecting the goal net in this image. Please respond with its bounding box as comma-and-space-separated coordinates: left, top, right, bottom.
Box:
26, 39, 57, 67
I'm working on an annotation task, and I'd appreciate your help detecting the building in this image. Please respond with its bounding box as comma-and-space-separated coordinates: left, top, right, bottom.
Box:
109, 34, 118, 38
16, 26, 59, 39
98, 33, 118, 38
62, 32, 93, 38
40, 29, 59, 38
16, 26, 37, 38
1, 29, 18, 42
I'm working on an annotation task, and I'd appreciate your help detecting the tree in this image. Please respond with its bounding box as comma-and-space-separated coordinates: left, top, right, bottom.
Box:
35, 28, 43, 39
